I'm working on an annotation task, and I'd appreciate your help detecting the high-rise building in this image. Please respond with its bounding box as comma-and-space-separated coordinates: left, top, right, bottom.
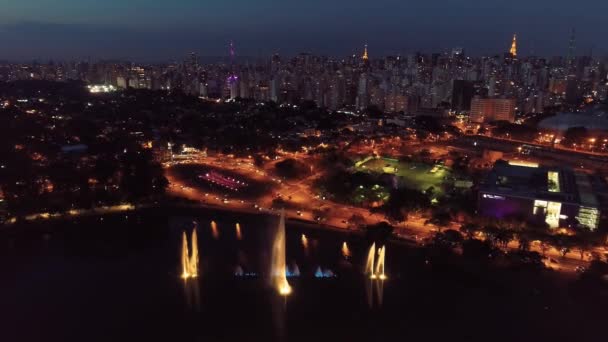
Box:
369, 85, 385, 110
470, 97, 516, 123
384, 94, 409, 113
188, 52, 198, 71
451, 80, 475, 111
270, 78, 279, 102
356, 73, 368, 110
116, 76, 128, 89
227, 41, 239, 99
568, 28, 576, 66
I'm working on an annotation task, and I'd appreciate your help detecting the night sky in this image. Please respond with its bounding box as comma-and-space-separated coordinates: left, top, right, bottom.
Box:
1, 0, 607, 61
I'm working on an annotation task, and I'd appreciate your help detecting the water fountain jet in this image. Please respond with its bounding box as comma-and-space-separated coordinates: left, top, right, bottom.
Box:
301, 234, 308, 249
211, 220, 219, 239
235, 223, 242, 240
365, 242, 376, 279
271, 210, 291, 296
181, 231, 191, 279
189, 229, 199, 277
375, 245, 386, 280
180, 228, 199, 279
341, 241, 351, 259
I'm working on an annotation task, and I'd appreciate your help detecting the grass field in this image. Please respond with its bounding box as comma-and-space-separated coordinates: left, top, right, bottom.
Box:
355, 157, 450, 194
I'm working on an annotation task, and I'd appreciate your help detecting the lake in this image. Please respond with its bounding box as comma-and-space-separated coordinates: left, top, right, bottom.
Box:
1, 207, 605, 342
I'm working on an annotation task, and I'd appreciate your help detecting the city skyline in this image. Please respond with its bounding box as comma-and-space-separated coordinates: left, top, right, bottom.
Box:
3, 2, 608, 341
1, 0, 607, 61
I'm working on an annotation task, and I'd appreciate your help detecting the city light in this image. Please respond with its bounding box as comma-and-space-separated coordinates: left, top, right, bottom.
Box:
2, 3, 608, 341
87, 84, 117, 93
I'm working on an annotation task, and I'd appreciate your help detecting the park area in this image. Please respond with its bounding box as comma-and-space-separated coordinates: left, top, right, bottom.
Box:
354, 156, 451, 196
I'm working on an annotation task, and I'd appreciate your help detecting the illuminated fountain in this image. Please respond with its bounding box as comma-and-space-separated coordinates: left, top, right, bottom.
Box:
180, 228, 199, 279
235, 223, 243, 240
180, 227, 201, 310
189, 229, 199, 277
341, 241, 351, 259
366, 243, 376, 279
364, 243, 387, 307
365, 243, 387, 280
288, 263, 301, 277
181, 231, 191, 279
375, 245, 386, 280
314, 266, 335, 278
374, 275, 384, 306
270, 210, 291, 296
211, 220, 219, 239
301, 234, 308, 249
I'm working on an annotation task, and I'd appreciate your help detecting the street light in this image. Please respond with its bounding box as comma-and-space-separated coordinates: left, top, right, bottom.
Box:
589, 138, 597, 151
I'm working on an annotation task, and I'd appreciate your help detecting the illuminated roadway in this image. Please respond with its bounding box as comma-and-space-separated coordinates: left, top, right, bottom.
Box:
164, 152, 599, 273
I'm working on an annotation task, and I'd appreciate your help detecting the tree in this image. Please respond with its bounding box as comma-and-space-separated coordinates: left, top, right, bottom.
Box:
459, 222, 479, 239
462, 239, 497, 260
563, 126, 589, 146
433, 229, 464, 248
274, 158, 309, 180
364, 221, 394, 243
553, 234, 576, 258
348, 213, 366, 229
414, 115, 444, 134
312, 207, 331, 222
573, 230, 602, 261
506, 250, 544, 271
426, 209, 451, 232
517, 234, 531, 251
491, 121, 539, 141
381, 187, 431, 222
495, 228, 515, 248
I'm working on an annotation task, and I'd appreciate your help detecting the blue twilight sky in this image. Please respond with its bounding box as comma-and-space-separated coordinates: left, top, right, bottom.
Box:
0, 0, 606, 61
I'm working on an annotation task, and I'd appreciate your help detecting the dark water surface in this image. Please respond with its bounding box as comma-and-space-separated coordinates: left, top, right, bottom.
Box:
1, 208, 606, 342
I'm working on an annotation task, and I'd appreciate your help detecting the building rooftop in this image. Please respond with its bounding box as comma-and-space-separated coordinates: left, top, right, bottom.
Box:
480, 160, 596, 207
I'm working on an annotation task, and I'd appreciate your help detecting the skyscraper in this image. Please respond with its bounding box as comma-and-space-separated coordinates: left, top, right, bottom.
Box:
568, 28, 576, 66
357, 73, 368, 110
451, 80, 475, 111
227, 41, 238, 99
385, 94, 408, 113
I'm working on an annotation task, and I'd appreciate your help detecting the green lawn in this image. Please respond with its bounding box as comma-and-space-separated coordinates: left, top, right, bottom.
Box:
354, 157, 450, 195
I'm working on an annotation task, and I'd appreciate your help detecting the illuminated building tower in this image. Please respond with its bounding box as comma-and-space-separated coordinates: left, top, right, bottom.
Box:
362, 44, 369, 62
509, 34, 517, 58
227, 41, 239, 99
